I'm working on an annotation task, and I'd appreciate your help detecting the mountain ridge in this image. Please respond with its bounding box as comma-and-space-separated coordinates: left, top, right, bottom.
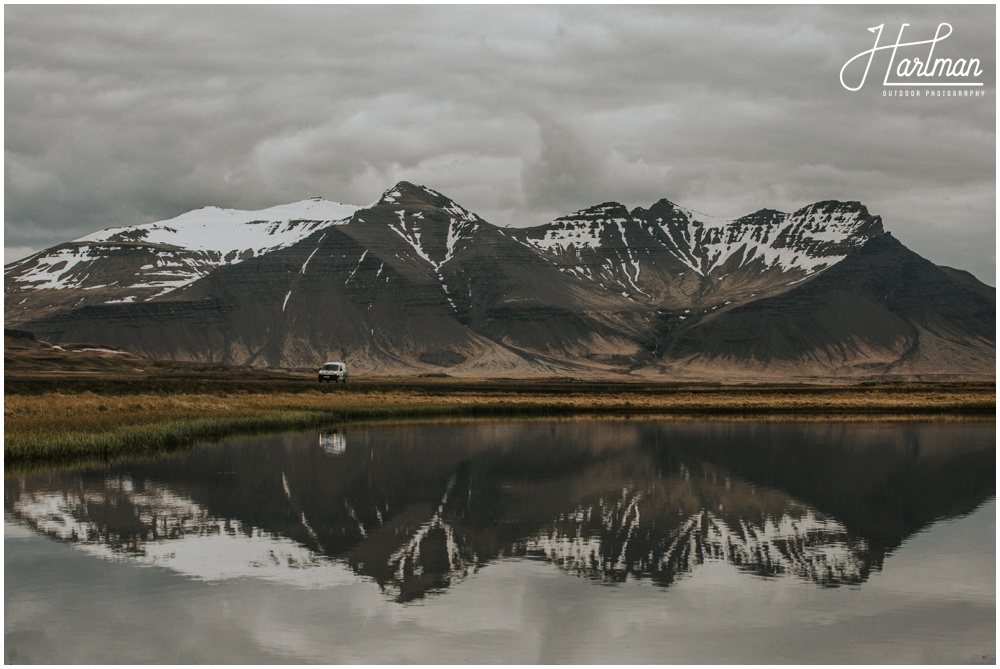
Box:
5, 182, 994, 380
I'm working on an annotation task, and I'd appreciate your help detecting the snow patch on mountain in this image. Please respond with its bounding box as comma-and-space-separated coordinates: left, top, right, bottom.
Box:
520, 204, 624, 254
520, 200, 878, 281
6, 245, 97, 290
79, 197, 359, 256
371, 185, 484, 308
7, 198, 360, 298
686, 202, 876, 276
385, 209, 479, 271
387, 210, 437, 267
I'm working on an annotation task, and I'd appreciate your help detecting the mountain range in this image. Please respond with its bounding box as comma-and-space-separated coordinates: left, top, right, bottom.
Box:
4, 182, 994, 380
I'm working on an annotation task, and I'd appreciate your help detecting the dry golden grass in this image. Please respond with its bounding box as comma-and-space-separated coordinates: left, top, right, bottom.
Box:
5, 380, 994, 468
5, 385, 992, 430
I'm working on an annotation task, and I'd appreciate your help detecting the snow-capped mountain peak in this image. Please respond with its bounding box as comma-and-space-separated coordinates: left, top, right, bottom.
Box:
79, 197, 361, 255
364, 182, 484, 272
4, 197, 362, 303
376, 182, 483, 224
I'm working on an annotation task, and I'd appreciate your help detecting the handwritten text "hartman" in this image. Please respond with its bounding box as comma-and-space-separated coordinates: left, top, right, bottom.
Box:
840, 23, 984, 92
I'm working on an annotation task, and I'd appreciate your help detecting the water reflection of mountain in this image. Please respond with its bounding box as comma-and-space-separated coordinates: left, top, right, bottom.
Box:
5, 420, 994, 602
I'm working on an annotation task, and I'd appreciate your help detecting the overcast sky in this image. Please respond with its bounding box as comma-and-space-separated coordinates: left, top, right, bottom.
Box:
5, 5, 996, 283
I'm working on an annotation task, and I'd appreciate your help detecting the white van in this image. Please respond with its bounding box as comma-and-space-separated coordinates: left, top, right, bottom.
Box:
318, 361, 347, 383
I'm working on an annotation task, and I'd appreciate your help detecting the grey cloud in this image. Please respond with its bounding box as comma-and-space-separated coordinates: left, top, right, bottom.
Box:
522, 117, 605, 211
4, 5, 995, 282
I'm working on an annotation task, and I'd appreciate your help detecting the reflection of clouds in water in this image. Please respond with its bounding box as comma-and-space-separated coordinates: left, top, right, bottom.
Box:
6, 505, 993, 665
9, 480, 360, 589
236, 561, 554, 665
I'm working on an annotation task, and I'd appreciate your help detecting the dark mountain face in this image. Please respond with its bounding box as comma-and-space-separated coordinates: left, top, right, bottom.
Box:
659, 233, 995, 378
5, 182, 994, 379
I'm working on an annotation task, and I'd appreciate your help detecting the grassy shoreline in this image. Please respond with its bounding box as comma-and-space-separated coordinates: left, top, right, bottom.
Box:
5, 377, 994, 469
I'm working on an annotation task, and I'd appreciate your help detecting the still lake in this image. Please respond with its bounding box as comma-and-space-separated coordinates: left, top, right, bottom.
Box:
5, 418, 995, 664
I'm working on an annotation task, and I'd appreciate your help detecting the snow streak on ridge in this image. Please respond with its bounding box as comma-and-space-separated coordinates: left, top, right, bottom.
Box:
520, 201, 877, 282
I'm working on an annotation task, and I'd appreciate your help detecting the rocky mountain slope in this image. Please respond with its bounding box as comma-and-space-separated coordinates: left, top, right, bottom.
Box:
5, 182, 994, 380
